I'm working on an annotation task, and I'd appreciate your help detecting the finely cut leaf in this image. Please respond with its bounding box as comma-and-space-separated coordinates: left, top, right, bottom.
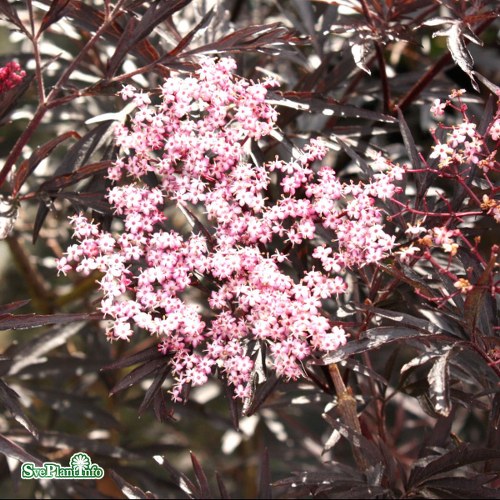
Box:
168, 7, 215, 57
429, 20, 482, 91
323, 414, 382, 463
109, 470, 158, 499
421, 477, 499, 499
0, 433, 44, 466
33, 121, 114, 243
258, 448, 272, 499
397, 107, 421, 170
427, 347, 453, 417
0, 300, 30, 314
109, 358, 167, 396
215, 471, 230, 499
9, 321, 89, 375
464, 246, 498, 336
351, 41, 371, 74
102, 346, 164, 371
37, 160, 113, 192
270, 92, 397, 123
0, 380, 38, 438
410, 444, 500, 487
13, 131, 80, 196
39, 0, 71, 34
185, 22, 297, 56
0, 312, 99, 331
154, 455, 198, 498
190, 452, 211, 499
139, 365, 170, 415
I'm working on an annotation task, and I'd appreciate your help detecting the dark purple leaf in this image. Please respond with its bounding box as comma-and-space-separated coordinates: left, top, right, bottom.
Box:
364, 326, 432, 342
0, 300, 31, 315
244, 376, 279, 417
152, 389, 176, 423
215, 472, 230, 499
258, 448, 272, 499
486, 392, 500, 474
167, 7, 215, 57
474, 71, 500, 95
0, 433, 44, 466
39, 0, 71, 34
53, 191, 111, 214
427, 347, 454, 417
331, 136, 372, 176
36, 0, 161, 69
128, 0, 192, 47
49, 121, 114, 179
12, 131, 80, 196
350, 40, 372, 75
397, 107, 421, 171
379, 262, 437, 301
0, 2, 25, 31
34, 389, 119, 428
33, 121, 114, 243
223, 381, 240, 430
420, 476, 499, 499
0, 73, 34, 123
464, 246, 498, 336
430, 20, 481, 91
106, 0, 192, 77
154, 455, 199, 498
0, 312, 100, 331
323, 414, 382, 464
109, 358, 168, 396
0, 380, 38, 438
273, 92, 398, 123
106, 14, 139, 78
32, 202, 50, 246
409, 444, 500, 487
109, 470, 158, 499
185, 22, 295, 56
190, 452, 211, 499
339, 358, 387, 385
422, 414, 455, 451
139, 365, 170, 416
359, 305, 447, 335
36, 430, 142, 460
273, 464, 363, 487
400, 350, 440, 375
316, 338, 382, 365
272, 464, 387, 498
37, 160, 113, 192
9, 322, 90, 375
102, 346, 163, 371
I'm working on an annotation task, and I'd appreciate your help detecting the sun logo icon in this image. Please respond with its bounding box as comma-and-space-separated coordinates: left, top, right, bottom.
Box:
70, 453, 92, 476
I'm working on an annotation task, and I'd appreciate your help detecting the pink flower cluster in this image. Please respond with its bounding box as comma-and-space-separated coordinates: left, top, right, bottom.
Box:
0, 61, 26, 93
394, 93, 500, 305
429, 90, 500, 173
59, 57, 401, 401
397, 224, 460, 264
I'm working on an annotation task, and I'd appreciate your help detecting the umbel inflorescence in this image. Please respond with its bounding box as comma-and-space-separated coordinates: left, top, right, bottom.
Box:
59, 57, 402, 401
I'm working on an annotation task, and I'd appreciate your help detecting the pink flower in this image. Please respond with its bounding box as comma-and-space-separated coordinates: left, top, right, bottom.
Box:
0, 61, 26, 93
430, 98, 447, 117
430, 143, 454, 162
